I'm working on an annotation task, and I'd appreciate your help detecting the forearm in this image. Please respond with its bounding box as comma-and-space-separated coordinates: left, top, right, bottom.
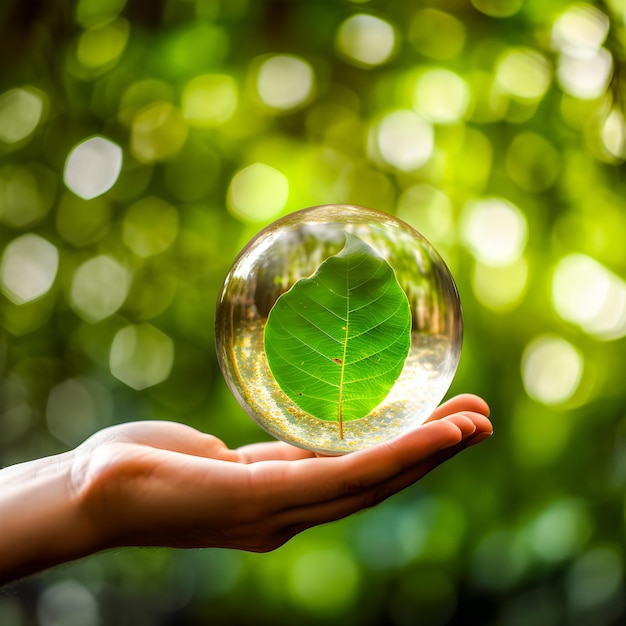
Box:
0, 451, 100, 585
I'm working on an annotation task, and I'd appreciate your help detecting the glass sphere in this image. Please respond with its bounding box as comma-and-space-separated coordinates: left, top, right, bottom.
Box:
215, 205, 462, 454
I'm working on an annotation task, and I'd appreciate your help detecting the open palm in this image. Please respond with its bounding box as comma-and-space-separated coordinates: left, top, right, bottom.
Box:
74, 394, 492, 553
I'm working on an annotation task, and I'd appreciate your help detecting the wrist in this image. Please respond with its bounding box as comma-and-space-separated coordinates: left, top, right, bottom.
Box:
0, 450, 104, 584
70, 437, 149, 552
69, 443, 123, 553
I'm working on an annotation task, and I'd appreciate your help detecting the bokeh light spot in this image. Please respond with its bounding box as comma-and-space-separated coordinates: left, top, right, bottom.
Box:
460, 197, 527, 266
336, 14, 396, 67
557, 48, 613, 100
526, 499, 592, 563
256, 55, 314, 111
70, 255, 130, 323
288, 546, 360, 615
110, 324, 174, 390
376, 110, 434, 171
124, 262, 177, 321
76, 18, 129, 69
496, 49, 552, 101
472, 257, 529, 312
455, 127, 494, 189
183, 74, 238, 126
356, 503, 425, 569
76, 0, 126, 27
396, 184, 453, 247
471, 0, 523, 17
64, 136, 123, 200
602, 109, 626, 159
552, 4, 612, 102
412, 68, 471, 124
566, 546, 623, 613
37, 580, 98, 626
118, 79, 174, 127
0, 163, 56, 227
0, 234, 58, 305
472, 529, 529, 590
552, 254, 626, 340
131, 102, 189, 163
468, 70, 508, 122
522, 335, 583, 405
0, 87, 46, 144
46, 378, 111, 446
552, 3, 610, 54
408, 9, 465, 60
122, 196, 179, 257
159, 22, 229, 80
227, 163, 289, 223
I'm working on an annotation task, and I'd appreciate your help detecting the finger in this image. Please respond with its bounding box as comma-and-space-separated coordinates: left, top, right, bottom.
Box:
285, 412, 494, 530
314, 412, 492, 517
249, 417, 468, 514
425, 394, 490, 423
253, 409, 492, 517
217, 394, 490, 463
236, 407, 491, 465
462, 414, 494, 446
438, 412, 477, 437
296, 410, 491, 508
235, 398, 490, 463
81, 421, 236, 460
445, 411, 493, 439
104, 423, 310, 464
268, 438, 470, 540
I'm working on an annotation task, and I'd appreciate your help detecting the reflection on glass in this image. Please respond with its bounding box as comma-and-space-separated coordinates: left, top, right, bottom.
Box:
216, 205, 462, 454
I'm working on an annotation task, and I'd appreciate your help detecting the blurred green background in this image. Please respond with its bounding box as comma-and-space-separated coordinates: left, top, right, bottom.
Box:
2, 0, 626, 624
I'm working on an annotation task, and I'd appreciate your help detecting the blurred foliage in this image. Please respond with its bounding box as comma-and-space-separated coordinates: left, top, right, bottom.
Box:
1, 0, 626, 624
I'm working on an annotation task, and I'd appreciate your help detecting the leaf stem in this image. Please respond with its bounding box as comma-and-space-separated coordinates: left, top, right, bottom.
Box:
338, 392, 344, 439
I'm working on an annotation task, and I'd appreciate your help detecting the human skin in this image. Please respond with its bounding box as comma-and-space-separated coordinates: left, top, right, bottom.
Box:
0, 394, 491, 585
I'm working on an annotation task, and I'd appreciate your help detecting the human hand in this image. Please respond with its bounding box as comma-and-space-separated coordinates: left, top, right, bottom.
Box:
73, 393, 492, 554
0, 394, 491, 584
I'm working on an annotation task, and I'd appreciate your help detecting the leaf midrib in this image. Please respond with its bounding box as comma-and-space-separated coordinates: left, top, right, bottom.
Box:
337, 264, 350, 439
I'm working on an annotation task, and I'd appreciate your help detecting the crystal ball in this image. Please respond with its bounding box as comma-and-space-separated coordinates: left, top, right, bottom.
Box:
215, 205, 462, 454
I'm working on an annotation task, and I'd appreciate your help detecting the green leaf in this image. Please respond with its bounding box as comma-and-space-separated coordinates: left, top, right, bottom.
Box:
264, 234, 411, 438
